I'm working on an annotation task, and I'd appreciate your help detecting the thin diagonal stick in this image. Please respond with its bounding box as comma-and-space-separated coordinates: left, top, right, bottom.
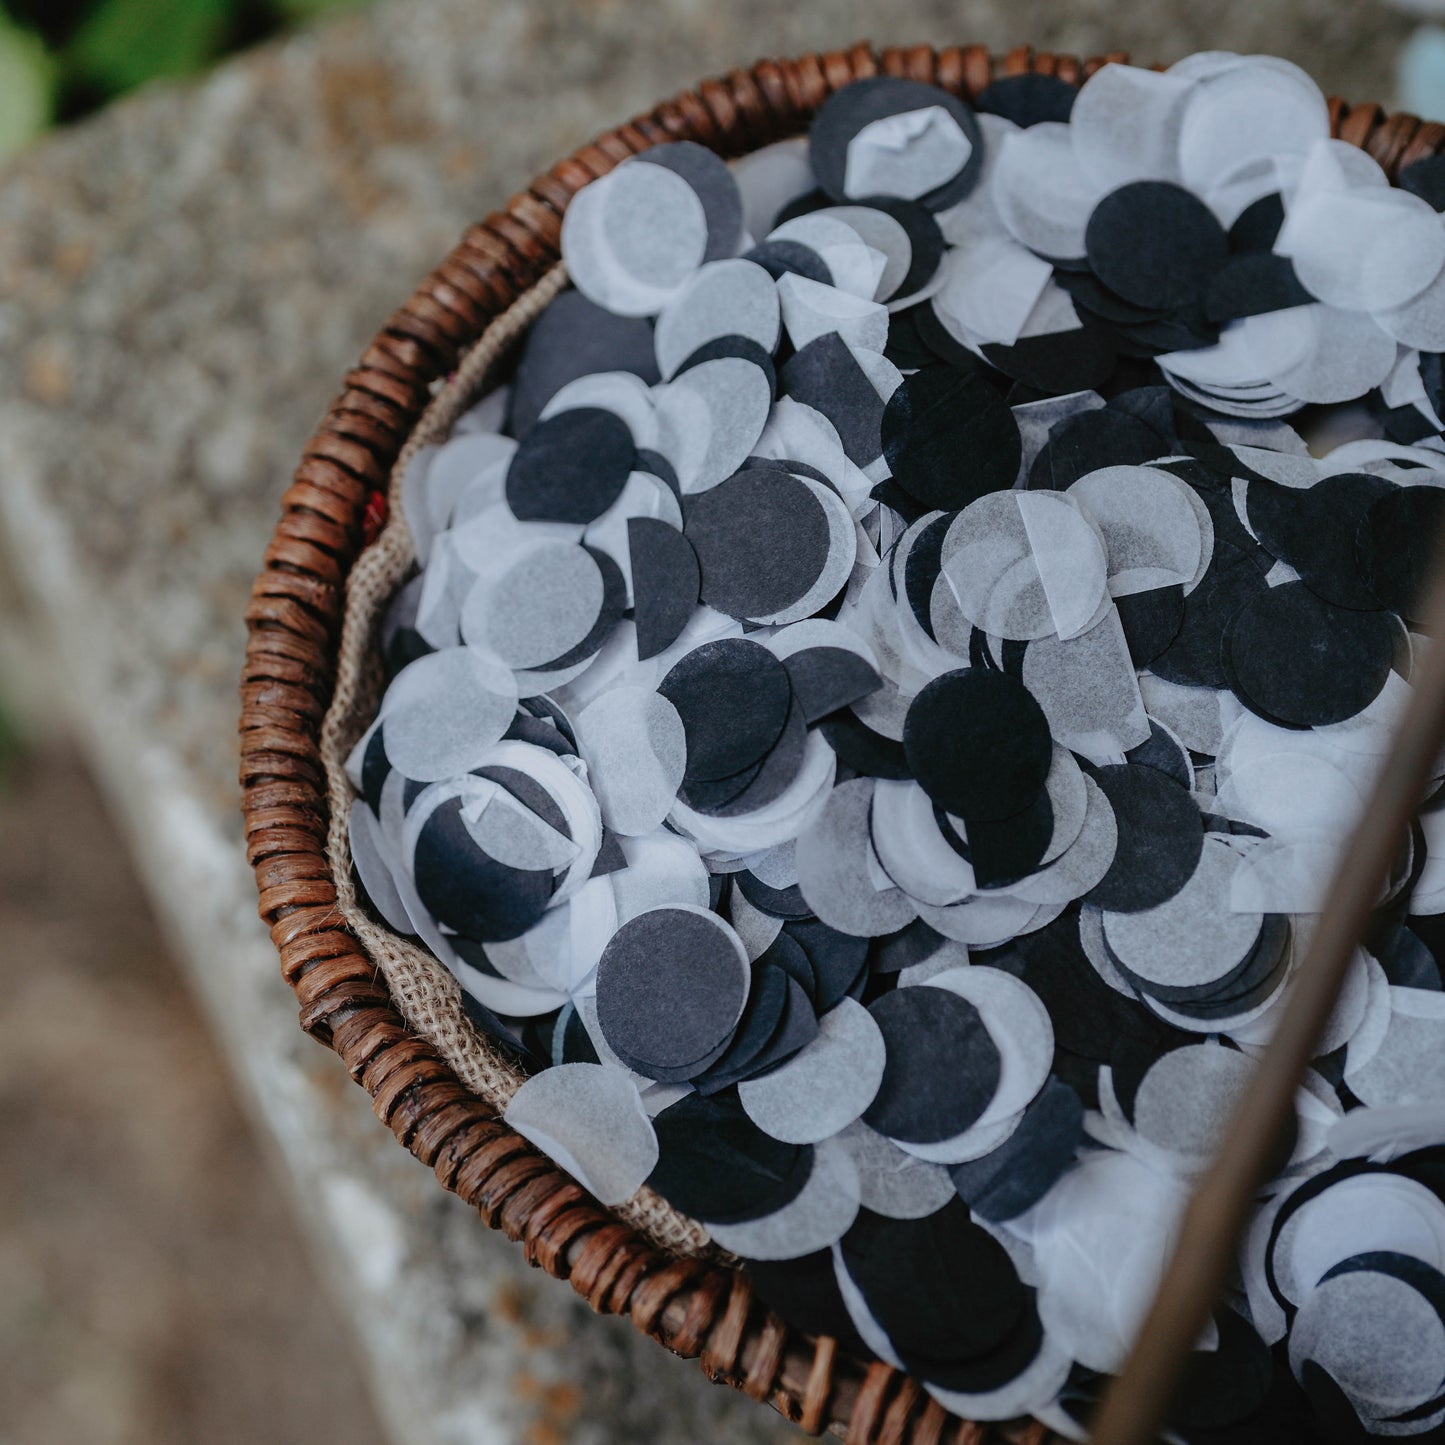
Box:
1090, 548, 1445, 1445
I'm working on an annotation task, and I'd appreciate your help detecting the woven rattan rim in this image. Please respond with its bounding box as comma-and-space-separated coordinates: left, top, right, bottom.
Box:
239, 42, 1445, 1443
318, 258, 721, 1260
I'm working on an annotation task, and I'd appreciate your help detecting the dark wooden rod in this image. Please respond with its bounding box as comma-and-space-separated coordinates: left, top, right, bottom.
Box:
1091, 541, 1445, 1445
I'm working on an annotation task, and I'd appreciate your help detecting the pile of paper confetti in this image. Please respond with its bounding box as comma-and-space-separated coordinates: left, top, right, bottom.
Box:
346, 53, 1445, 1438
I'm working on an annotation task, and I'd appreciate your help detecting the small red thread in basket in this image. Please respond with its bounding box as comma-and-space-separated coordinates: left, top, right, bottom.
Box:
362, 490, 388, 546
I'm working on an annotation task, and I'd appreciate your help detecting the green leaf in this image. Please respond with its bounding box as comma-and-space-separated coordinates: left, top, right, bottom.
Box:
0, 7, 55, 161
271, 0, 371, 22
66, 0, 236, 95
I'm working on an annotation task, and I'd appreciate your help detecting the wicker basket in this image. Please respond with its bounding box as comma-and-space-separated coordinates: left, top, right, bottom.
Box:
239, 42, 1445, 1444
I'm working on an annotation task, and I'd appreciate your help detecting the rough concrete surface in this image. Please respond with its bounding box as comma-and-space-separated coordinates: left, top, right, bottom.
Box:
0, 2, 1420, 1441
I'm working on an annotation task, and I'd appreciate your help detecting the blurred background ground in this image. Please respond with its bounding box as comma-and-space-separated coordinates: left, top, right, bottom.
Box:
3, 2, 1445, 1443
0, 559, 386, 1445
0, 746, 389, 1445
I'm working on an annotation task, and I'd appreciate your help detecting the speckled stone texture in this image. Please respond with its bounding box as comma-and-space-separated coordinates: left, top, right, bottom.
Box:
0, 2, 1419, 1442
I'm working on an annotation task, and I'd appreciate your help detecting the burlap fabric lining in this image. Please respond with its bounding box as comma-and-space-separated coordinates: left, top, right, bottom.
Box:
319, 262, 718, 1261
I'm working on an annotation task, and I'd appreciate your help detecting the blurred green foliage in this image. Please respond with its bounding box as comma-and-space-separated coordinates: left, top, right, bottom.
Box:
0, 10, 56, 160
0, 0, 370, 161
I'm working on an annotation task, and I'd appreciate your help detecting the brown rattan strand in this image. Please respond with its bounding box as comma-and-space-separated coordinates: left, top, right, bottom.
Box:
239, 42, 1445, 1443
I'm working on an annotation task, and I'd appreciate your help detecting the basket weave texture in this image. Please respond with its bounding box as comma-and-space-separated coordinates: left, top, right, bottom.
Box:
317, 258, 723, 1260
239, 41, 1445, 1444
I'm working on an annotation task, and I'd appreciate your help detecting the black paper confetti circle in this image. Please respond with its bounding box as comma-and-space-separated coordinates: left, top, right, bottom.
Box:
349, 52, 1445, 1439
